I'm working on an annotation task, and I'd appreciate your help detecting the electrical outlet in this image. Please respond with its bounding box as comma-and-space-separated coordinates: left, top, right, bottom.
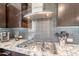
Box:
67, 38, 73, 42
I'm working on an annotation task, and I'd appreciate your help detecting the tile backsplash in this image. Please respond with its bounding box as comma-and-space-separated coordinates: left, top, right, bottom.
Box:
0, 28, 28, 39
0, 26, 79, 44
56, 26, 79, 44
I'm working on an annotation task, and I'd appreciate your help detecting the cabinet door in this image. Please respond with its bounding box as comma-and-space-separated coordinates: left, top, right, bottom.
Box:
7, 3, 21, 28
58, 3, 79, 26
21, 3, 32, 28
0, 4, 6, 28
21, 3, 28, 28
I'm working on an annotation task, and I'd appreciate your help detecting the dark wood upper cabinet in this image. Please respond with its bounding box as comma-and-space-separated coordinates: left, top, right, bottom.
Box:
7, 4, 21, 28
0, 3, 31, 28
21, 3, 32, 28
0, 4, 6, 28
21, 3, 28, 11
0, 3, 21, 28
58, 3, 79, 26
21, 3, 28, 28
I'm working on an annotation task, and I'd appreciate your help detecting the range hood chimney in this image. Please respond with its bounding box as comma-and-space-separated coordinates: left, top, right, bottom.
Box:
24, 3, 55, 20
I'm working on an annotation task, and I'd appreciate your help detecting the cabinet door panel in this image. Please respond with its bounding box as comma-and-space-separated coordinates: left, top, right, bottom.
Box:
21, 3, 32, 28
0, 4, 6, 28
58, 3, 79, 26
7, 4, 21, 28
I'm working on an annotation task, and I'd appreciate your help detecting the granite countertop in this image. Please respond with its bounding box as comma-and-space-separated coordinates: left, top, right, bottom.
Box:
0, 39, 79, 56
56, 43, 79, 56
0, 39, 28, 55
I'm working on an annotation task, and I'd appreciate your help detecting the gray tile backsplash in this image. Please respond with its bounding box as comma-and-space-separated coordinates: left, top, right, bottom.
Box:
0, 28, 28, 39
56, 27, 79, 44
0, 26, 79, 44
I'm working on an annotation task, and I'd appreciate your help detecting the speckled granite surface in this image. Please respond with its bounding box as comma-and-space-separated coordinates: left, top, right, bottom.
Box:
0, 39, 79, 56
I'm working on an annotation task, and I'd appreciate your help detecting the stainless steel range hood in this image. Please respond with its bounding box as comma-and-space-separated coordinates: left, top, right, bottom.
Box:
23, 11, 55, 20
